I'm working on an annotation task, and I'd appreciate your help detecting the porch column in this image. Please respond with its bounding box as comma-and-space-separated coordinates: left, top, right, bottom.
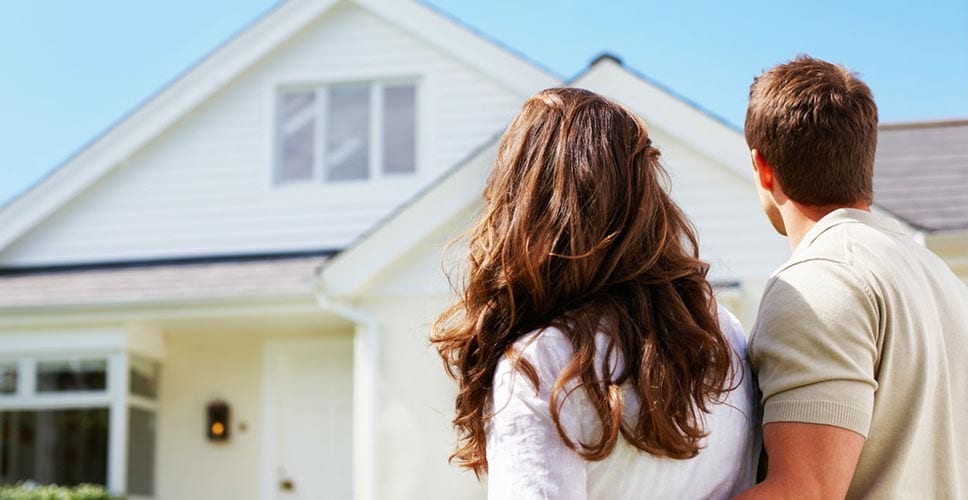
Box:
107, 352, 130, 495
353, 320, 379, 500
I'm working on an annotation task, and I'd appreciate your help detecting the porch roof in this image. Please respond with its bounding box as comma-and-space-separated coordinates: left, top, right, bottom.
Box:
0, 255, 328, 309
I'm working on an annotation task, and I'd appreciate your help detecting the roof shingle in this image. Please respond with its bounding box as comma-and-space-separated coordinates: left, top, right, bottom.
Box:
0, 256, 325, 309
874, 120, 968, 232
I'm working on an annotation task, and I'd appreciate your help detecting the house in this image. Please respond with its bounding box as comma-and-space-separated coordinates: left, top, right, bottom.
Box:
2, 0, 933, 498
872, 119, 968, 282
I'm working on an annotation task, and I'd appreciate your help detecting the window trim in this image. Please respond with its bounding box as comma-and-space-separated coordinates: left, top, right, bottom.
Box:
272, 77, 420, 186
0, 356, 111, 404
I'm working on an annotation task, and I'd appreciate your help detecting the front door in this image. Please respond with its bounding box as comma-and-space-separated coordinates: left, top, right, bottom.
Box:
261, 338, 353, 500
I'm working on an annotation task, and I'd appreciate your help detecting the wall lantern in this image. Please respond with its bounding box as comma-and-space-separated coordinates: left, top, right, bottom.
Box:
207, 400, 231, 442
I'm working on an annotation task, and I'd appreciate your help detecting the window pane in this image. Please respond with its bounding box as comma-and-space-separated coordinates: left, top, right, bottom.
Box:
0, 363, 15, 394
278, 91, 316, 183
127, 407, 156, 496
0, 409, 109, 487
36, 359, 107, 393
326, 84, 370, 181
383, 85, 416, 174
130, 357, 160, 400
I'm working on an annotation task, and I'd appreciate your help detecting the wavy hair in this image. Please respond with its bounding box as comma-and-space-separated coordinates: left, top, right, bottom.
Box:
431, 87, 735, 476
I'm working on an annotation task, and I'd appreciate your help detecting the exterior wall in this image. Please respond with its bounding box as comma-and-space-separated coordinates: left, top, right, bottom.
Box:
157, 330, 265, 500
155, 316, 353, 500
927, 231, 968, 282
362, 294, 483, 500
1, 3, 528, 267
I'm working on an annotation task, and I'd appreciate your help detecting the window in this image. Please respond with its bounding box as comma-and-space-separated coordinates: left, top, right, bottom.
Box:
275, 80, 417, 184
127, 407, 156, 496
37, 359, 107, 392
129, 357, 159, 400
0, 408, 109, 486
0, 354, 159, 497
0, 363, 15, 394
383, 85, 417, 175
277, 92, 316, 182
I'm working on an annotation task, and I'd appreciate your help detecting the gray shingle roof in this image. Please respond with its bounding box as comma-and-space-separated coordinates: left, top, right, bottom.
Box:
874, 119, 968, 232
0, 256, 326, 309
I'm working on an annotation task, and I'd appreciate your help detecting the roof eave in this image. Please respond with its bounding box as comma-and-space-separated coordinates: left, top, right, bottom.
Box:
0, 293, 324, 327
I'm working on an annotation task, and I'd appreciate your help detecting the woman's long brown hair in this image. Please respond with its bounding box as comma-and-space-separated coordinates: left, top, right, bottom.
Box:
431, 88, 735, 476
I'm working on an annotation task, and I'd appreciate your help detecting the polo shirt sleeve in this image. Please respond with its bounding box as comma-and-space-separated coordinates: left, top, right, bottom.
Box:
749, 258, 879, 437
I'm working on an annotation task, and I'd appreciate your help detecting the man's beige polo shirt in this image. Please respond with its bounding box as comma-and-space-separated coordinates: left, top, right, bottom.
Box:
750, 208, 968, 499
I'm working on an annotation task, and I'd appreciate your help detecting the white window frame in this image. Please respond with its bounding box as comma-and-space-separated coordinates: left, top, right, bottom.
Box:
0, 351, 159, 499
272, 78, 420, 186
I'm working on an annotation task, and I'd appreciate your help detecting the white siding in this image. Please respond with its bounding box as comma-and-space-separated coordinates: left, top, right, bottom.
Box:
0, 3, 528, 266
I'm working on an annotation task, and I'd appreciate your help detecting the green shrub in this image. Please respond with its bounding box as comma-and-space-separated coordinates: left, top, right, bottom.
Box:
0, 484, 121, 500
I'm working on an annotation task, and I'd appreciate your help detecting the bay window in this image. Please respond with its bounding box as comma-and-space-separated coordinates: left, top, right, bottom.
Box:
0, 353, 158, 498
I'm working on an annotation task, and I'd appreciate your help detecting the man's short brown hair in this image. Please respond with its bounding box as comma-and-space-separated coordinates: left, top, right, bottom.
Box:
745, 55, 878, 206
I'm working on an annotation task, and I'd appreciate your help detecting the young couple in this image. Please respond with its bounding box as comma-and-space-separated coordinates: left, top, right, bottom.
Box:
433, 55, 968, 499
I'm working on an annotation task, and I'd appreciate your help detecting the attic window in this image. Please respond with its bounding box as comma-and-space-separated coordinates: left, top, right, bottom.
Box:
275, 81, 417, 184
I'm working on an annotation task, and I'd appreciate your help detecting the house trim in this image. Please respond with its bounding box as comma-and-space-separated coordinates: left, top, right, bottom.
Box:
0, 297, 328, 330
0, 249, 338, 275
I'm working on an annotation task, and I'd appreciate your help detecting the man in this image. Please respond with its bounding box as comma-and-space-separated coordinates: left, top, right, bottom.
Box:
734, 55, 968, 499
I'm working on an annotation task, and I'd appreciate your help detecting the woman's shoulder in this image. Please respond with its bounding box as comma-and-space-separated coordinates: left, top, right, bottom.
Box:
716, 304, 748, 357
496, 306, 747, 391
495, 325, 620, 403
496, 326, 576, 388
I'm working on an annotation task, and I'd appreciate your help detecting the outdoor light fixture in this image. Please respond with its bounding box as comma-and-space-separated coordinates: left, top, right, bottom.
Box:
207, 400, 230, 442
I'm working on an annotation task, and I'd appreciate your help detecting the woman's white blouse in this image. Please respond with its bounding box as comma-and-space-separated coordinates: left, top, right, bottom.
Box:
485, 306, 760, 500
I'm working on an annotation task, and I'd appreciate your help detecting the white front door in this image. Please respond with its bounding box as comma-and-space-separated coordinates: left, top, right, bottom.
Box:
261, 338, 353, 500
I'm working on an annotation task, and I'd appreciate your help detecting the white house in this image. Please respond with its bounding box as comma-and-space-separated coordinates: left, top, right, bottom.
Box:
0, 0, 813, 499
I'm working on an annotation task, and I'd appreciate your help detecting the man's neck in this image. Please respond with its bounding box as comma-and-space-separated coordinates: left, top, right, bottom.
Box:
781, 202, 871, 251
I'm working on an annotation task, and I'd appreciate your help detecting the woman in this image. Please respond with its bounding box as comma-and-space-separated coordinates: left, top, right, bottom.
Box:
432, 88, 758, 499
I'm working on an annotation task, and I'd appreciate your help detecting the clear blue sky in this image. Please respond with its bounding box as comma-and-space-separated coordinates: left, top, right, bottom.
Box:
1, 0, 965, 206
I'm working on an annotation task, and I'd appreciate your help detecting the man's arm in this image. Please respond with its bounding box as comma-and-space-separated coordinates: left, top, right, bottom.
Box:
733, 422, 865, 500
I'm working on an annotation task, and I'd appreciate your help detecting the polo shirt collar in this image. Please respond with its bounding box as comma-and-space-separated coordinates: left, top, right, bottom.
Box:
794, 208, 905, 255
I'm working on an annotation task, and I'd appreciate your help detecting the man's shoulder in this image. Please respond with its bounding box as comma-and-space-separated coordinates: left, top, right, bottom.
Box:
770, 219, 892, 298
751, 255, 878, 353
767, 255, 873, 304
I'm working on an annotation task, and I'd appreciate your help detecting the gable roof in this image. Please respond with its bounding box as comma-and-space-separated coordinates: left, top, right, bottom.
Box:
873, 119, 968, 232
0, 0, 558, 255
319, 56, 757, 297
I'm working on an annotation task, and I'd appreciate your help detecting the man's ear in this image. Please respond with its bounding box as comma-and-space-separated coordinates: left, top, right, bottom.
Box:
751, 148, 774, 191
